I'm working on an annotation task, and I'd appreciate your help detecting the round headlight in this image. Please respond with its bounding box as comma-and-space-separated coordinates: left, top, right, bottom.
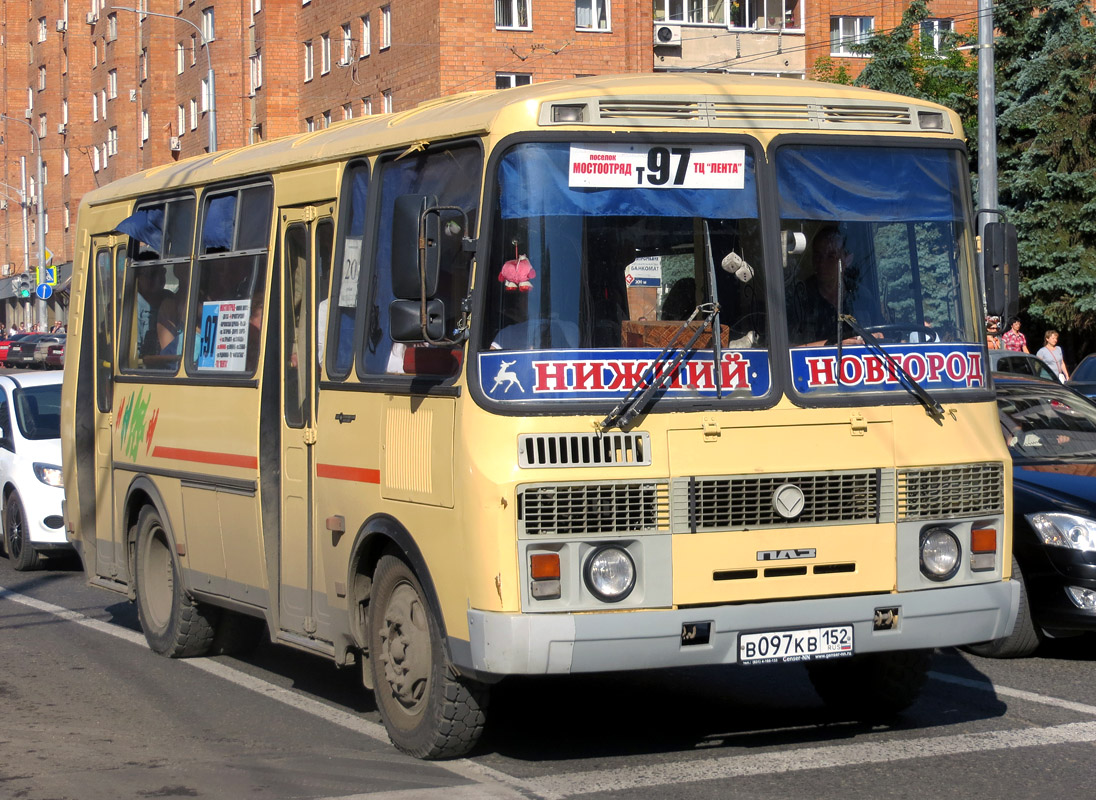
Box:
920, 528, 961, 581
583, 546, 636, 602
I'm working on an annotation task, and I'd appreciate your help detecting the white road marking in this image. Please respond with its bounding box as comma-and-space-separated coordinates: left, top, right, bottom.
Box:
6, 585, 1096, 800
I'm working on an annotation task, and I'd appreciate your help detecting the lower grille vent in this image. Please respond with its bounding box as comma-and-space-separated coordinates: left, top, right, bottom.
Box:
897, 462, 1004, 520
519, 481, 670, 536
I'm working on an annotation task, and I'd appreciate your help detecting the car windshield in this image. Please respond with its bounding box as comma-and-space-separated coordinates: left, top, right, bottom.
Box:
998, 383, 1096, 460
13, 384, 61, 441
1072, 356, 1096, 382
993, 352, 1059, 382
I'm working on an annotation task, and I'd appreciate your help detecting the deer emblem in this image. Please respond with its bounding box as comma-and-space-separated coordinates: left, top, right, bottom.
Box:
491, 360, 524, 393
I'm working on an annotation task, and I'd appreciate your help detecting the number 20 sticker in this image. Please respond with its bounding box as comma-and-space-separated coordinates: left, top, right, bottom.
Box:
569, 144, 745, 190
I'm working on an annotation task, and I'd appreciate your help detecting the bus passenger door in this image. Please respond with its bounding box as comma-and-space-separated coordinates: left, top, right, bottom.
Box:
90, 239, 124, 580
276, 207, 332, 640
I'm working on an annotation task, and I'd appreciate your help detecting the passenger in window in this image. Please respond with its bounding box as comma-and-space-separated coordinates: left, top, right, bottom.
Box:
156, 264, 189, 356
135, 265, 166, 355
246, 291, 264, 372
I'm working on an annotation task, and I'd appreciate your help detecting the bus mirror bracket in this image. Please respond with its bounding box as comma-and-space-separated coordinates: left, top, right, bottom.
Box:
392, 194, 442, 301
980, 213, 1019, 322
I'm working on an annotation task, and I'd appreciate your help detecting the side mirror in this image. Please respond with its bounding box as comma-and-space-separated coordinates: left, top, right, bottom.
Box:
392, 194, 440, 301
390, 299, 445, 343
983, 221, 1019, 322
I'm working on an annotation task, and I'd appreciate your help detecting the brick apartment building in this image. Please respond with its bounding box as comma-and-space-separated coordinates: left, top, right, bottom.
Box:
0, 0, 976, 328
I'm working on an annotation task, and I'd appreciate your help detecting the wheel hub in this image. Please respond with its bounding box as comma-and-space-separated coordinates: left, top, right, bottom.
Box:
379, 582, 431, 712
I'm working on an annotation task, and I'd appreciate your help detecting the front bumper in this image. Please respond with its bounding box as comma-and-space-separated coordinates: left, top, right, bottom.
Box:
459, 581, 1019, 676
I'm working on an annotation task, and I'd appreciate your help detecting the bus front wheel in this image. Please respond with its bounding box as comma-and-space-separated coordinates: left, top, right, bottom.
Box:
368, 554, 488, 759
806, 648, 932, 718
134, 505, 217, 658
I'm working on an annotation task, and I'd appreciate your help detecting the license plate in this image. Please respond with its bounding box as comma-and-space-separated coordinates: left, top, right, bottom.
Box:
739, 625, 854, 664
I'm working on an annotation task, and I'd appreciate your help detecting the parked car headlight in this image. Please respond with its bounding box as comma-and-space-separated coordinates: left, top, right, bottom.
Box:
33, 462, 63, 488
1028, 512, 1096, 551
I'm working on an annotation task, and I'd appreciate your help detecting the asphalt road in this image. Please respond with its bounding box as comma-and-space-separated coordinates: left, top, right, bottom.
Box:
3, 554, 1096, 800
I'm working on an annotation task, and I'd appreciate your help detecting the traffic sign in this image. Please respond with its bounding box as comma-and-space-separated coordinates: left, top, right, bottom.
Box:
43, 247, 53, 267
36, 283, 52, 300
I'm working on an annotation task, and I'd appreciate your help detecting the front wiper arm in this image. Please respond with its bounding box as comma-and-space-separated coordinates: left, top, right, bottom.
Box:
838, 314, 945, 422
598, 302, 720, 432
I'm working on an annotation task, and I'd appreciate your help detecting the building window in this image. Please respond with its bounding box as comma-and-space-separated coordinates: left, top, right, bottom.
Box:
576, 0, 609, 30
101, 89, 108, 115
191, 34, 198, 66
830, 16, 873, 55
200, 77, 209, 112
38, 66, 47, 91
177, 104, 185, 134
249, 124, 262, 144
190, 98, 197, 130
306, 116, 315, 132
496, 72, 532, 89
381, 6, 391, 49
323, 109, 332, 128
382, 90, 393, 113
654, 0, 800, 29
39, 114, 48, 139
362, 96, 372, 115
341, 24, 353, 64
176, 42, 185, 74
64, 204, 71, 231
108, 69, 117, 98
108, 127, 118, 156
303, 40, 313, 81
62, 100, 69, 124
250, 49, 263, 93
63, 150, 70, 176
91, 42, 97, 69
201, 7, 215, 41
342, 103, 352, 120
496, 0, 530, 29
140, 48, 148, 80
92, 93, 99, 121
360, 15, 371, 57
321, 33, 331, 74
921, 18, 954, 54
141, 110, 149, 142
62, 48, 68, 75
93, 147, 101, 172
107, 12, 117, 40
38, 17, 48, 42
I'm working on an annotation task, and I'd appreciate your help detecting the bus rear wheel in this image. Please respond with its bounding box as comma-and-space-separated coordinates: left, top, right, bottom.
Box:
806, 648, 932, 718
368, 554, 488, 759
134, 505, 217, 658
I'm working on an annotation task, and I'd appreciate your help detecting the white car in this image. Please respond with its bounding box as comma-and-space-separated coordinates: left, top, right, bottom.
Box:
0, 371, 68, 570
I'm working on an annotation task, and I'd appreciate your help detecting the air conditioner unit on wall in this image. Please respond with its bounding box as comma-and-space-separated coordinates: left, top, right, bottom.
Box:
24, 108, 32, 119
169, 136, 181, 152
654, 24, 681, 47
57, 123, 67, 135
86, 11, 98, 25
0, 200, 7, 211
56, 19, 67, 33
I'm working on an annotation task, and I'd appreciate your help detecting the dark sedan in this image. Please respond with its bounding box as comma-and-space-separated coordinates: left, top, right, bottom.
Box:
1067, 353, 1096, 400
0, 332, 31, 362
968, 375, 1096, 657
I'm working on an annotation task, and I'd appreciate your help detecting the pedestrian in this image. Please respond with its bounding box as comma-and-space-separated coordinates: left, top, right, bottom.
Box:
1002, 317, 1029, 353
986, 316, 1002, 350
1036, 329, 1069, 382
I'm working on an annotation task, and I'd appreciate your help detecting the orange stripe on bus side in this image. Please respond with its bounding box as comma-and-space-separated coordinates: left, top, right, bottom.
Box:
316, 464, 381, 484
151, 446, 259, 470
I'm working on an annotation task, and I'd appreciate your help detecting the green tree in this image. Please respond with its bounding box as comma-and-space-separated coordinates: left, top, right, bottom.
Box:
993, 0, 1096, 350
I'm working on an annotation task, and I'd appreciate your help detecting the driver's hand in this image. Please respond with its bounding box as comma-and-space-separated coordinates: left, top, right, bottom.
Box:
840, 332, 884, 345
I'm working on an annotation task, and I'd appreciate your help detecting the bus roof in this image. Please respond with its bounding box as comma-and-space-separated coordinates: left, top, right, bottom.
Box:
81, 73, 961, 209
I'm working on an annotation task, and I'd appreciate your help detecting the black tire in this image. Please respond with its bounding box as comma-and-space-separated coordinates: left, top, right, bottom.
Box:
133, 505, 217, 657
964, 556, 1041, 659
368, 554, 489, 759
4, 489, 40, 571
807, 648, 932, 718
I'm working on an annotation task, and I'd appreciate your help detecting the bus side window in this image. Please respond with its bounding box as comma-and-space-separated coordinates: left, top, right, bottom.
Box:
328, 162, 369, 380
363, 143, 480, 377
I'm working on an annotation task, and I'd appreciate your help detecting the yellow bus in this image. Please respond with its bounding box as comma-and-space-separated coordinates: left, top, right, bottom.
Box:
62, 74, 1018, 759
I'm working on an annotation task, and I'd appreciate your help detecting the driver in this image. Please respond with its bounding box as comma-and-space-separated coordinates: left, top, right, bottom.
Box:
789, 226, 880, 347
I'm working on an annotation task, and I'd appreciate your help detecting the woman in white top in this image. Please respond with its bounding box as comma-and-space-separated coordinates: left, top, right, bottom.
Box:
1036, 329, 1070, 382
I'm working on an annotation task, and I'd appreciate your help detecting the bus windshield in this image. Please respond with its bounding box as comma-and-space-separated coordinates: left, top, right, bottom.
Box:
779, 144, 983, 396
480, 140, 768, 401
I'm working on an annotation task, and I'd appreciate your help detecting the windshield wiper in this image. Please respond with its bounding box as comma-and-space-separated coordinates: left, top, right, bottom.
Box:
838, 313, 946, 423
598, 302, 720, 432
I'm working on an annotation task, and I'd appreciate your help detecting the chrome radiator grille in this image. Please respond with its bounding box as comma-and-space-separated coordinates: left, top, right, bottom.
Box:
897, 462, 1005, 520
518, 481, 670, 536
672, 470, 885, 531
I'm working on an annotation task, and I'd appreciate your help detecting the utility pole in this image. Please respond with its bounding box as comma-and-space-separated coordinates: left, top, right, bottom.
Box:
977, 0, 997, 222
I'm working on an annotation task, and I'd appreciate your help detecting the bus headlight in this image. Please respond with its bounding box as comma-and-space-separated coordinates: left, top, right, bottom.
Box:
920, 528, 961, 581
583, 546, 636, 602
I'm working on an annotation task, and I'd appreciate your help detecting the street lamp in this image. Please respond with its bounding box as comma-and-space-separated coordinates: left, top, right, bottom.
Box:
110, 6, 217, 153
0, 113, 47, 327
